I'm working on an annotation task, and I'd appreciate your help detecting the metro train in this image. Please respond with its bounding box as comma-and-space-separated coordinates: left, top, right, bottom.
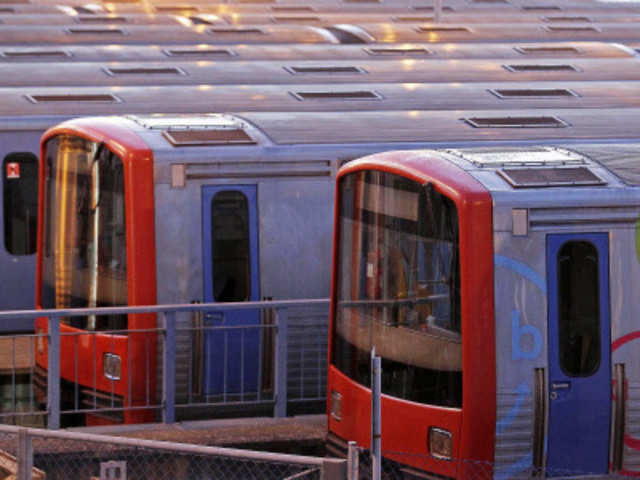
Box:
3, 76, 640, 318
32, 110, 640, 424
0, 42, 632, 63
326, 142, 640, 478
3, 57, 640, 86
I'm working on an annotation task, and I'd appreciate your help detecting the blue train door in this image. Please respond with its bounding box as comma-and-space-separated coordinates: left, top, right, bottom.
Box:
202, 185, 260, 395
546, 233, 611, 476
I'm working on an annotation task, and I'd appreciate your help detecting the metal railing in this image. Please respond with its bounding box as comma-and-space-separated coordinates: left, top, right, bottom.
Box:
0, 299, 329, 429
0, 424, 346, 480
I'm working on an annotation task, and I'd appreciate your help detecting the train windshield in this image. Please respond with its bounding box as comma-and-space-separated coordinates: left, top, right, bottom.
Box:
333, 170, 462, 408
41, 135, 127, 331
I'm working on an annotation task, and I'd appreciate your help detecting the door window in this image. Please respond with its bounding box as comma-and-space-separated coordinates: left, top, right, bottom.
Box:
211, 191, 250, 302
557, 240, 600, 376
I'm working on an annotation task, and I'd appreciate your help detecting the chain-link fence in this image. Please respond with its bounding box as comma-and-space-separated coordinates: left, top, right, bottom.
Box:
347, 444, 633, 480
0, 425, 345, 480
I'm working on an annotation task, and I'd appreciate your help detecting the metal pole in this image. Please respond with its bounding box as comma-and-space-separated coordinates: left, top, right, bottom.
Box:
47, 317, 60, 430
371, 348, 381, 480
162, 311, 176, 424
347, 441, 359, 480
434, 0, 443, 22
274, 307, 289, 417
17, 428, 33, 480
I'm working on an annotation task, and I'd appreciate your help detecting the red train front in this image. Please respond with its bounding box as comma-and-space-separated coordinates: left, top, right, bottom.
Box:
327, 150, 495, 478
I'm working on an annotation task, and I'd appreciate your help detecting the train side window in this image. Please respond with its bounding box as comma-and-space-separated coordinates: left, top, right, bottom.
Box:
211, 191, 250, 302
557, 241, 600, 376
3, 152, 38, 255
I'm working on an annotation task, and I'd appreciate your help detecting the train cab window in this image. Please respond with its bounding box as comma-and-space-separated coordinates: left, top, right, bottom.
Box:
211, 191, 250, 303
557, 241, 600, 376
333, 171, 461, 408
41, 136, 127, 332
3, 152, 37, 255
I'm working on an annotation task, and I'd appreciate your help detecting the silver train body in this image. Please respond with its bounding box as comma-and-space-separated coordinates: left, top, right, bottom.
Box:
5, 108, 640, 325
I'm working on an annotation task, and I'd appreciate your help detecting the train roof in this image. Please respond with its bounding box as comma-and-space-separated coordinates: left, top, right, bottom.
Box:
42, 111, 640, 161
0, 42, 631, 63
3, 57, 640, 86
5, 12, 640, 26
1, 22, 640, 45
2, 81, 640, 115
0, 24, 337, 45
344, 143, 640, 207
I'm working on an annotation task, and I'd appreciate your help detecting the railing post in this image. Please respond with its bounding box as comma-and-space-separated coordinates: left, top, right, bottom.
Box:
273, 307, 288, 418
163, 311, 176, 424
371, 349, 382, 480
321, 458, 347, 480
48, 317, 60, 430
17, 428, 33, 480
347, 441, 359, 480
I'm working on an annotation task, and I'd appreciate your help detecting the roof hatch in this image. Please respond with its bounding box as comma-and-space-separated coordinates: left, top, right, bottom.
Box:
291, 90, 382, 100
364, 46, 431, 56
449, 146, 586, 167
499, 167, 604, 188
463, 116, 568, 128
26, 93, 121, 103
285, 65, 366, 74
489, 88, 578, 98
163, 48, 236, 58
104, 66, 186, 75
504, 63, 580, 72
514, 46, 581, 55
209, 27, 265, 34
416, 26, 470, 33
66, 27, 126, 35
1, 49, 71, 58
544, 26, 600, 33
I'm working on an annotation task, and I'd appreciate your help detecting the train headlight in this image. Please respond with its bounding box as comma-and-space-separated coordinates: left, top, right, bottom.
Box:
428, 427, 452, 461
330, 390, 342, 421
103, 353, 121, 381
